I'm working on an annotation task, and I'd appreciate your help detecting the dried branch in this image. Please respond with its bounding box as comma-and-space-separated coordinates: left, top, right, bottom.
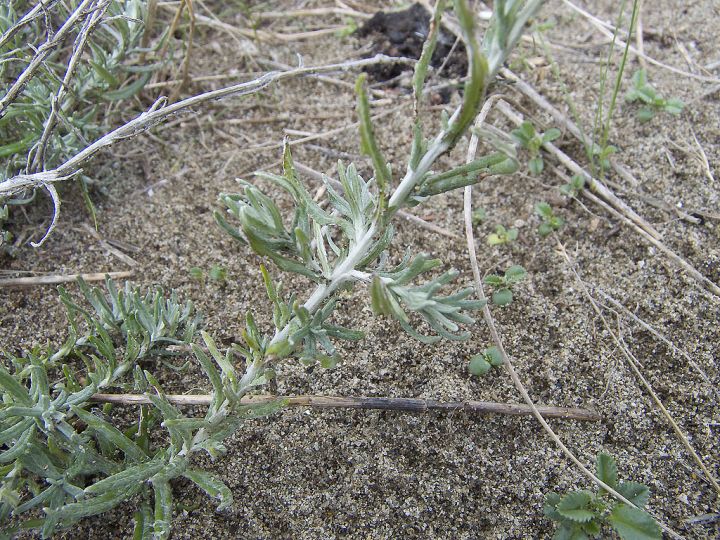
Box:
89, 393, 601, 421
0, 54, 412, 200
0, 270, 133, 288
0, 0, 99, 116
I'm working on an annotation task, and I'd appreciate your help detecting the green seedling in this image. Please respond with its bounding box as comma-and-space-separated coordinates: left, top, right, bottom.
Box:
560, 174, 586, 198
535, 202, 564, 236
335, 18, 358, 38
472, 208, 488, 226
209, 265, 227, 282
625, 69, 684, 122
468, 346, 504, 376
544, 453, 661, 540
483, 265, 527, 306
188, 267, 205, 281
591, 143, 617, 172
510, 121, 561, 175
487, 224, 518, 245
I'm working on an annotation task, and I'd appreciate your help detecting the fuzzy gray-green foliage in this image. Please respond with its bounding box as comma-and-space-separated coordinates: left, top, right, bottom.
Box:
2, 0, 546, 536
215, 0, 543, 369
0, 278, 284, 538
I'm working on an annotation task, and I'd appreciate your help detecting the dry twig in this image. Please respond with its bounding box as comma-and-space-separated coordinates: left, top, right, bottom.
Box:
0, 271, 133, 288
89, 393, 600, 421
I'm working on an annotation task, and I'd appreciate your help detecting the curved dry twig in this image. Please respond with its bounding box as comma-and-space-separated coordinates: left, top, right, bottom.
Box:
0, 54, 412, 197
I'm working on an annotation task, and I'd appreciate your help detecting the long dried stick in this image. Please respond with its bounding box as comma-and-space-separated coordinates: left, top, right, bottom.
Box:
0, 270, 133, 288
89, 393, 600, 421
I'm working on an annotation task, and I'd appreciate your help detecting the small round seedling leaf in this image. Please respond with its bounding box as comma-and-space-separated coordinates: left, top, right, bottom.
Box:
529, 156, 544, 175
319, 355, 338, 369
637, 108, 655, 122
209, 266, 227, 282
543, 492, 562, 519
484, 346, 504, 367
188, 267, 203, 281
538, 222, 553, 237
472, 208, 487, 225
469, 355, 491, 376
556, 490, 595, 523
664, 98, 684, 115
617, 481, 650, 508
492, 288, 513, 306
542, 128, 561, 143
487, 233, 504, 246
596, 453, 618, 491
483, 274, 505, 287
504, 265, 527, 284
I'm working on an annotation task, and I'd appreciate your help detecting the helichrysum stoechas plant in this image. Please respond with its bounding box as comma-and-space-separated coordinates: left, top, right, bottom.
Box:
1, 0, 544, 536
0, 277, 285, 538
215, 0, 542, 368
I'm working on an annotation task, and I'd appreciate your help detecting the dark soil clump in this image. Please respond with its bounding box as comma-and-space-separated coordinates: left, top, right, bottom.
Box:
355, 3, 467, 83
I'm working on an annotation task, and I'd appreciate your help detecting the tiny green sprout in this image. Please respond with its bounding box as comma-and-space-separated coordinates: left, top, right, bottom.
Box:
468, 345, 504, 377
335, 18, 358, 38
188, 267, 204, 281
487, 224, 518, 245
591, 143, 617, 172
560, 174, 586, 198
535, 202, 564, 236
626, 69, 684, 122
209, 265, 227, 282
545, 453, 660, 540
510, 121, 561, 175
472, 208, 487, 226
484, 265, 527, 306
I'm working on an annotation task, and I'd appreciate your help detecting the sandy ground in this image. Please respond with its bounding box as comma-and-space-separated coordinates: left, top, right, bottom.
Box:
1, 0, 719, 538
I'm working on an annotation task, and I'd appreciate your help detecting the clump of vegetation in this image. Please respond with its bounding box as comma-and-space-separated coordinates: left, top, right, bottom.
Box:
483, 265, 527, 306
535, 202, 564, 236
625, 69, 684, 122
488, 223, 519, 245
510, 120, 561, 175
1, 0, 549, 536
0, 277, 290, 538
544, 453, 661, 540
560, 174, 586, 198
468, 346, 504, 376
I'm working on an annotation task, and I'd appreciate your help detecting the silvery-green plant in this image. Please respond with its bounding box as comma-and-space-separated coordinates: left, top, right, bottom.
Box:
215, 0, 542, 370
0, 277, 285, 538
1, 0, 545, 536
